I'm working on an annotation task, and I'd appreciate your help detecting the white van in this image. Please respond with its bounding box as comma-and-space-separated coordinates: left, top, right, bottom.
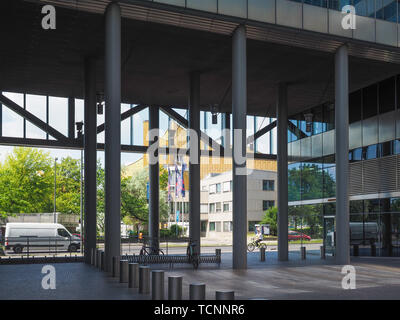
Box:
5, 223, 80, 253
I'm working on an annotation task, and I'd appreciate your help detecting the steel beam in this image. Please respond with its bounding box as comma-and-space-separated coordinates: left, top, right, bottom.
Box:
277, 83, 288, 261
160, 106, 224, 153
0, 94, 69, 143
232, 25, 247, 270
96, 104, 146, 135
148, 105, 160, 253
83, 58, 97, 264
247, 120, 276, 145
104, 1, 121, 272
189, 72, 201, 255
68, 97, 75, 139
335, 45, 350, 265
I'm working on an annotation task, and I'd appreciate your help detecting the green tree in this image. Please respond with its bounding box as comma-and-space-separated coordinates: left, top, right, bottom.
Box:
0, 147, 53, 217
260, 206, 278, 236
120, 168, 169, 227
55, 157, 81, 214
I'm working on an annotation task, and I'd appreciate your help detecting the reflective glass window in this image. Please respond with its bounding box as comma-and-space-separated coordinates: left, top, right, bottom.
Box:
349, 90, 362, 123
363, 84, 378, 119
379, 77, 396, 114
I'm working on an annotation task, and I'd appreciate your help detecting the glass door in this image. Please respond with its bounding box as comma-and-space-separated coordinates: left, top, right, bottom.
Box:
324, 216, 335, 256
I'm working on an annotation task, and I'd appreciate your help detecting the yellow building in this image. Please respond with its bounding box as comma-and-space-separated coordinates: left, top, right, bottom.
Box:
124, 120, 277, 179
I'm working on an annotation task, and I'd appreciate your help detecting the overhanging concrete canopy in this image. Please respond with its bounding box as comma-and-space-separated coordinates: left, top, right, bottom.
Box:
1, 0, 400, 118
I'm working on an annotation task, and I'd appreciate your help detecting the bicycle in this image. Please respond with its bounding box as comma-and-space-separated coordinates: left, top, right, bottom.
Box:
139, 242, 164, 255
247, 237, 267, 252
187, 239, 199, 269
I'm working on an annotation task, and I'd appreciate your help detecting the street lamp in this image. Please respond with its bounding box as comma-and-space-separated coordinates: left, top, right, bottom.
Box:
53, 157, 58, 223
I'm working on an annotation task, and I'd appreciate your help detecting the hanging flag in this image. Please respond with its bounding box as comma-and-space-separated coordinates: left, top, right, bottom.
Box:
167, 167, 172, 202
181, 162, 186, 198
175, 164, 179, 198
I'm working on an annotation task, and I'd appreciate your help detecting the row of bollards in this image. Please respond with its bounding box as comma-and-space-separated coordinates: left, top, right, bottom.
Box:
89, 248, 234, 300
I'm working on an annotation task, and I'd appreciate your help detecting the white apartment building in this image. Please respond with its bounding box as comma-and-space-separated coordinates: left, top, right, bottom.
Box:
200, 169, 277, 240
167, 168, 277, 240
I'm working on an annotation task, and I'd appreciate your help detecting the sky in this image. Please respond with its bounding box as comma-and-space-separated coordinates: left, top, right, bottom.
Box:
0, 92, 276, 167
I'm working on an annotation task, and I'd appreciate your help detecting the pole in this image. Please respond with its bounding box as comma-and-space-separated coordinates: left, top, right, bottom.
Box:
54, 157, 58, 223
80, 149, 84, 253
232, 25, 247, 270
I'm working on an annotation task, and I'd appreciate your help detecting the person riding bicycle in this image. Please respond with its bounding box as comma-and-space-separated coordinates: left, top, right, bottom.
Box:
255, 227, 263, 247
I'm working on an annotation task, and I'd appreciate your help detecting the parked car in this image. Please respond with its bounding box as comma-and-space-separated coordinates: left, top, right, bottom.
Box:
288, 230, 311, 241
5, 222, 81, 253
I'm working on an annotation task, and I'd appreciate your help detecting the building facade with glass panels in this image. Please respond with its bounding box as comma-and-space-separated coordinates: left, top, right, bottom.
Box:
288, 75, 400, 257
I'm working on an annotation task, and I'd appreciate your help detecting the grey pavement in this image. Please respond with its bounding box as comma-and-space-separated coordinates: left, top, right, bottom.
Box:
1, 251, 399, 300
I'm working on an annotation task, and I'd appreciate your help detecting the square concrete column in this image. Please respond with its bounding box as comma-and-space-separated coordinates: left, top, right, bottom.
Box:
232, 25, 247, 270
189, 72, 201, 255
104, 2, 121, 272
335, 44, 350, 265
277, 83, 288, 261
83, 57, 97, 264
148, 105, 160, 253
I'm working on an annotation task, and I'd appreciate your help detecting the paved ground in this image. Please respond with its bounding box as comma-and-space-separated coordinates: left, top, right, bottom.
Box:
1, 251, 400, 300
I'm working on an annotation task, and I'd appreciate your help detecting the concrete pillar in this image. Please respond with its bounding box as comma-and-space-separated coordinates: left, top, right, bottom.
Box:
232, 25, 247, 270
277, 83, 289, 261
335, 45, 350, 265
104, 2, 121, 272
83, 58, 97, 264
189, 72, 201, 255
149, 105, 160, 253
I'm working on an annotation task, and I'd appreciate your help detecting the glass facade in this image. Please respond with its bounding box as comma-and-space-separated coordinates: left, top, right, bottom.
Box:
288, 75, 400, 257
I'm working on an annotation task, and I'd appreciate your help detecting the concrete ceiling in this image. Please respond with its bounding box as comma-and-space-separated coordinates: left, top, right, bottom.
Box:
1, 0, 400, 118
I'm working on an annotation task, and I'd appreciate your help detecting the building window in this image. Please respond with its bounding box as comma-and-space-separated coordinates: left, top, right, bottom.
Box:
263, 200, 275, 211
223, 221, 233, 232
184, 202, 189, 214
223, 181, 231, 192
216, 202, 222, 212
223, 201, 231, 212
209, 203, 215, 213
216, 183, 221, 193
209, 222, 215, 231
215, 222, 221, 232
263, 180, 275, 191
201, 221, 207, 232
201, 204, 208, 213
209, 184, 216, 194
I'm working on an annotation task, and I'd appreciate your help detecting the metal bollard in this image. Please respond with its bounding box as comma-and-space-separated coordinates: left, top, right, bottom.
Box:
371, 244, 376, 257
189, 282, 206, 300
128, 263, 139, 288
139, 266, 150, 294
112, 256, 120, 278
151, 270, 164, 300
320, 246, 325, 259
301, 246, 306, 260
120, 259, 129, 283
90, 248, 95, 265
216, 290, 235, 300
168, 276, 183, 300
260, 247, 265, 262
95, 249, 100, 268
353, 244, 359, 257
96, 250, 101, 269
100, 251, 105, 271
